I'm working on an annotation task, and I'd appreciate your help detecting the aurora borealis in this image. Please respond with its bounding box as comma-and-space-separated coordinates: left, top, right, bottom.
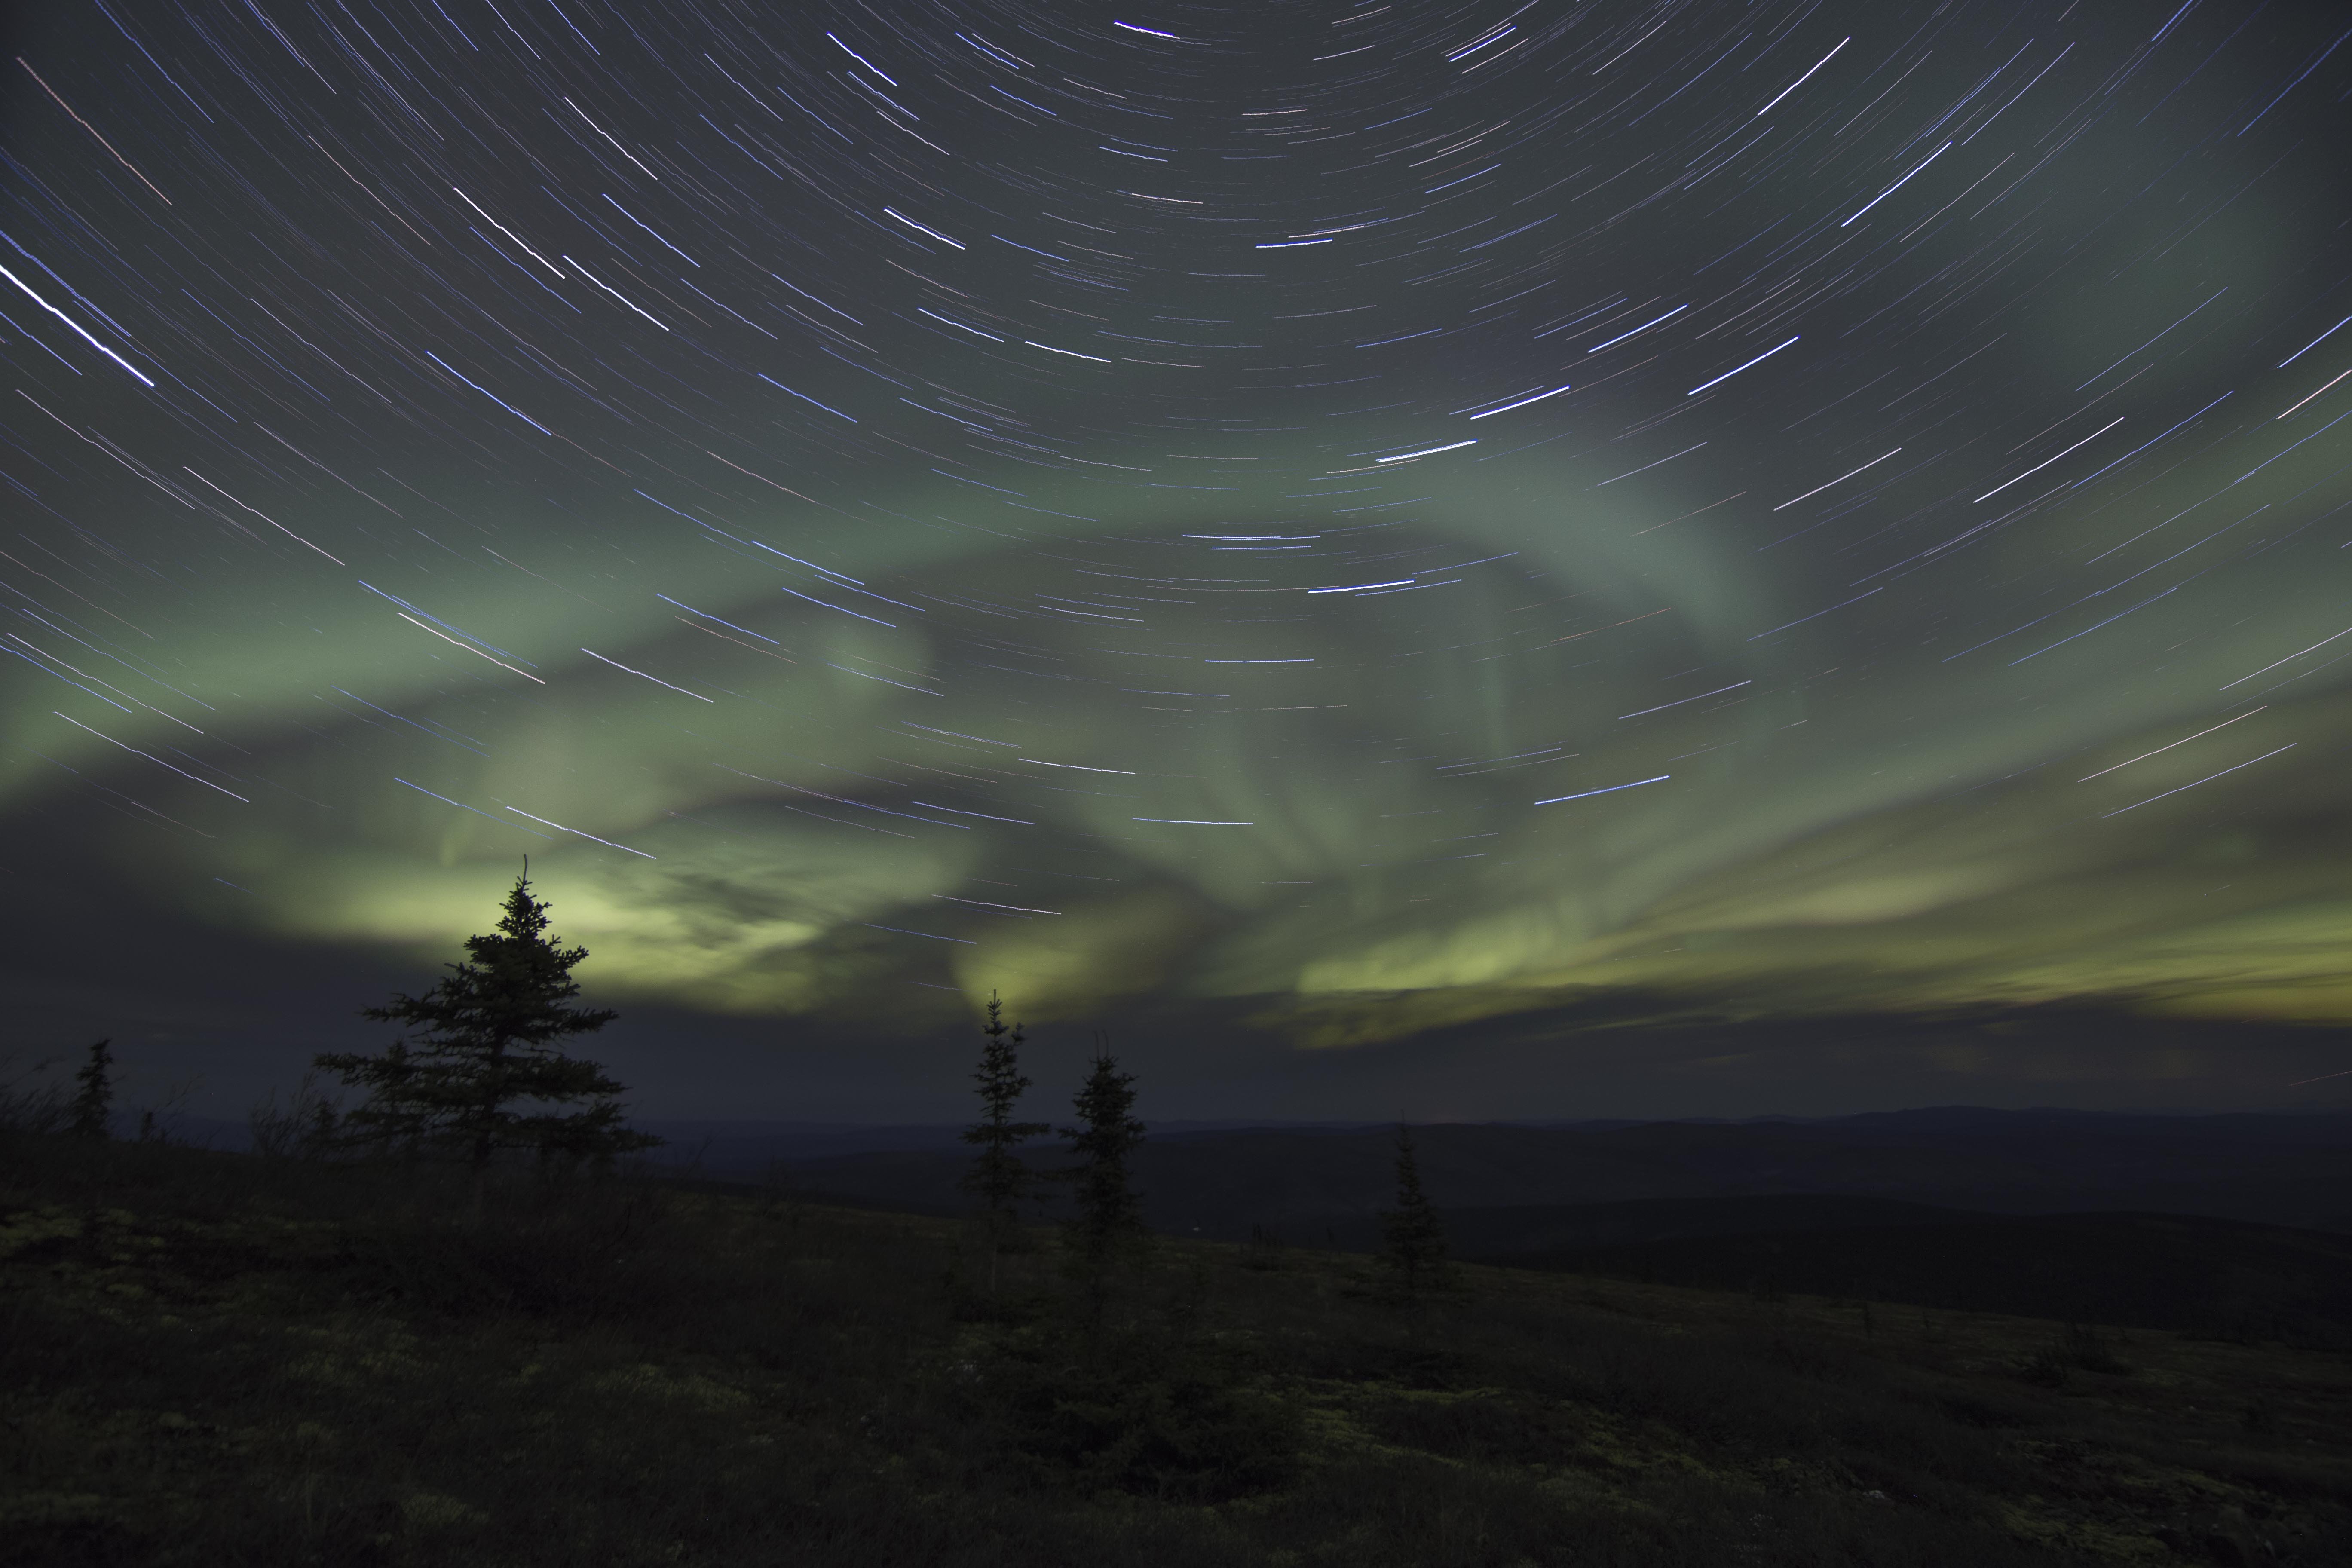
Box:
4, 0, 2350, 1117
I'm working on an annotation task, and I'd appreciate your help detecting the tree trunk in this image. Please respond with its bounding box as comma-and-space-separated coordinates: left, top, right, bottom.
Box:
470, 1037, 508, 1222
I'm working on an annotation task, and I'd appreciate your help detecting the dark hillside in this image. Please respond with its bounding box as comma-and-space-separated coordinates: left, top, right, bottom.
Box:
1476, 1211, 2352, 1348
1323, 1194, 1986, 1253
8, 1129, 2351, 1566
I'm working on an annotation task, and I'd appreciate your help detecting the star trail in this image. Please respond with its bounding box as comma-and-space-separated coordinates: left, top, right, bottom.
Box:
3, 0, 2349, 1110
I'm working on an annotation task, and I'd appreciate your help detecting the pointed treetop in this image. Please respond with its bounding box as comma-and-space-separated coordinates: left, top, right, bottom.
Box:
500, 871, 548, 936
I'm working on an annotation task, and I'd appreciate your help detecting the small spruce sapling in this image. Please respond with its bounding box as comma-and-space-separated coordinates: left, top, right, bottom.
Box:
959, 992, 1050, 1292
316, 869, 659, 1212
1054, 1039, 1149, 1325
1378, 1123, 1453, 1300
68, 1039, 113, 1140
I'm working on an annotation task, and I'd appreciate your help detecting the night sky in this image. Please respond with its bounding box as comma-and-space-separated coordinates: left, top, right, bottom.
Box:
5, 0, 2351, 1123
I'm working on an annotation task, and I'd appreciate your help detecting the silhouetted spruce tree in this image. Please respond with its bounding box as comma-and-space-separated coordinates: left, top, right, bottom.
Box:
960, 992, 1049, 1291
316, 870, 658, 1210
1378, 1123, 1452, 1298
68, 1039, 113, 1140
1054, 1040, 1148, 1323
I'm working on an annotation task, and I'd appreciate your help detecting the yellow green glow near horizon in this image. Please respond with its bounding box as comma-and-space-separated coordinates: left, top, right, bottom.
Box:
24, 447, 2352, 1048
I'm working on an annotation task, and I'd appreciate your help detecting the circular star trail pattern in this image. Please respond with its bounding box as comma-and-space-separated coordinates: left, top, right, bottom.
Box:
3, 0, 2350, 1060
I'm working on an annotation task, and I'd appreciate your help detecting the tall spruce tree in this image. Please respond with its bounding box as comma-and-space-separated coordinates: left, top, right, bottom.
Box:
959, 992, 1049, 1291
1054, 1040, 1148, 1323
68, 1039, 113, 1140
316, 870, 658, 1209
1378, 1123, 1452, 1299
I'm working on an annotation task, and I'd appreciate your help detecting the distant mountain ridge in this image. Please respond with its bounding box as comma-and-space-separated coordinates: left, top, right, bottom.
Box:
703, 1109, 2352, 1344
633, 1117, 1390, 1167
145, 1106, 2352, 1237
135, 1105, 2352, 1340
717, 1108, 2352, 1237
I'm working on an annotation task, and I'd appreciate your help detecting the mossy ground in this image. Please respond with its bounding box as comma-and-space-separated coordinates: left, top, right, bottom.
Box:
3, 1132, 2346, 1566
